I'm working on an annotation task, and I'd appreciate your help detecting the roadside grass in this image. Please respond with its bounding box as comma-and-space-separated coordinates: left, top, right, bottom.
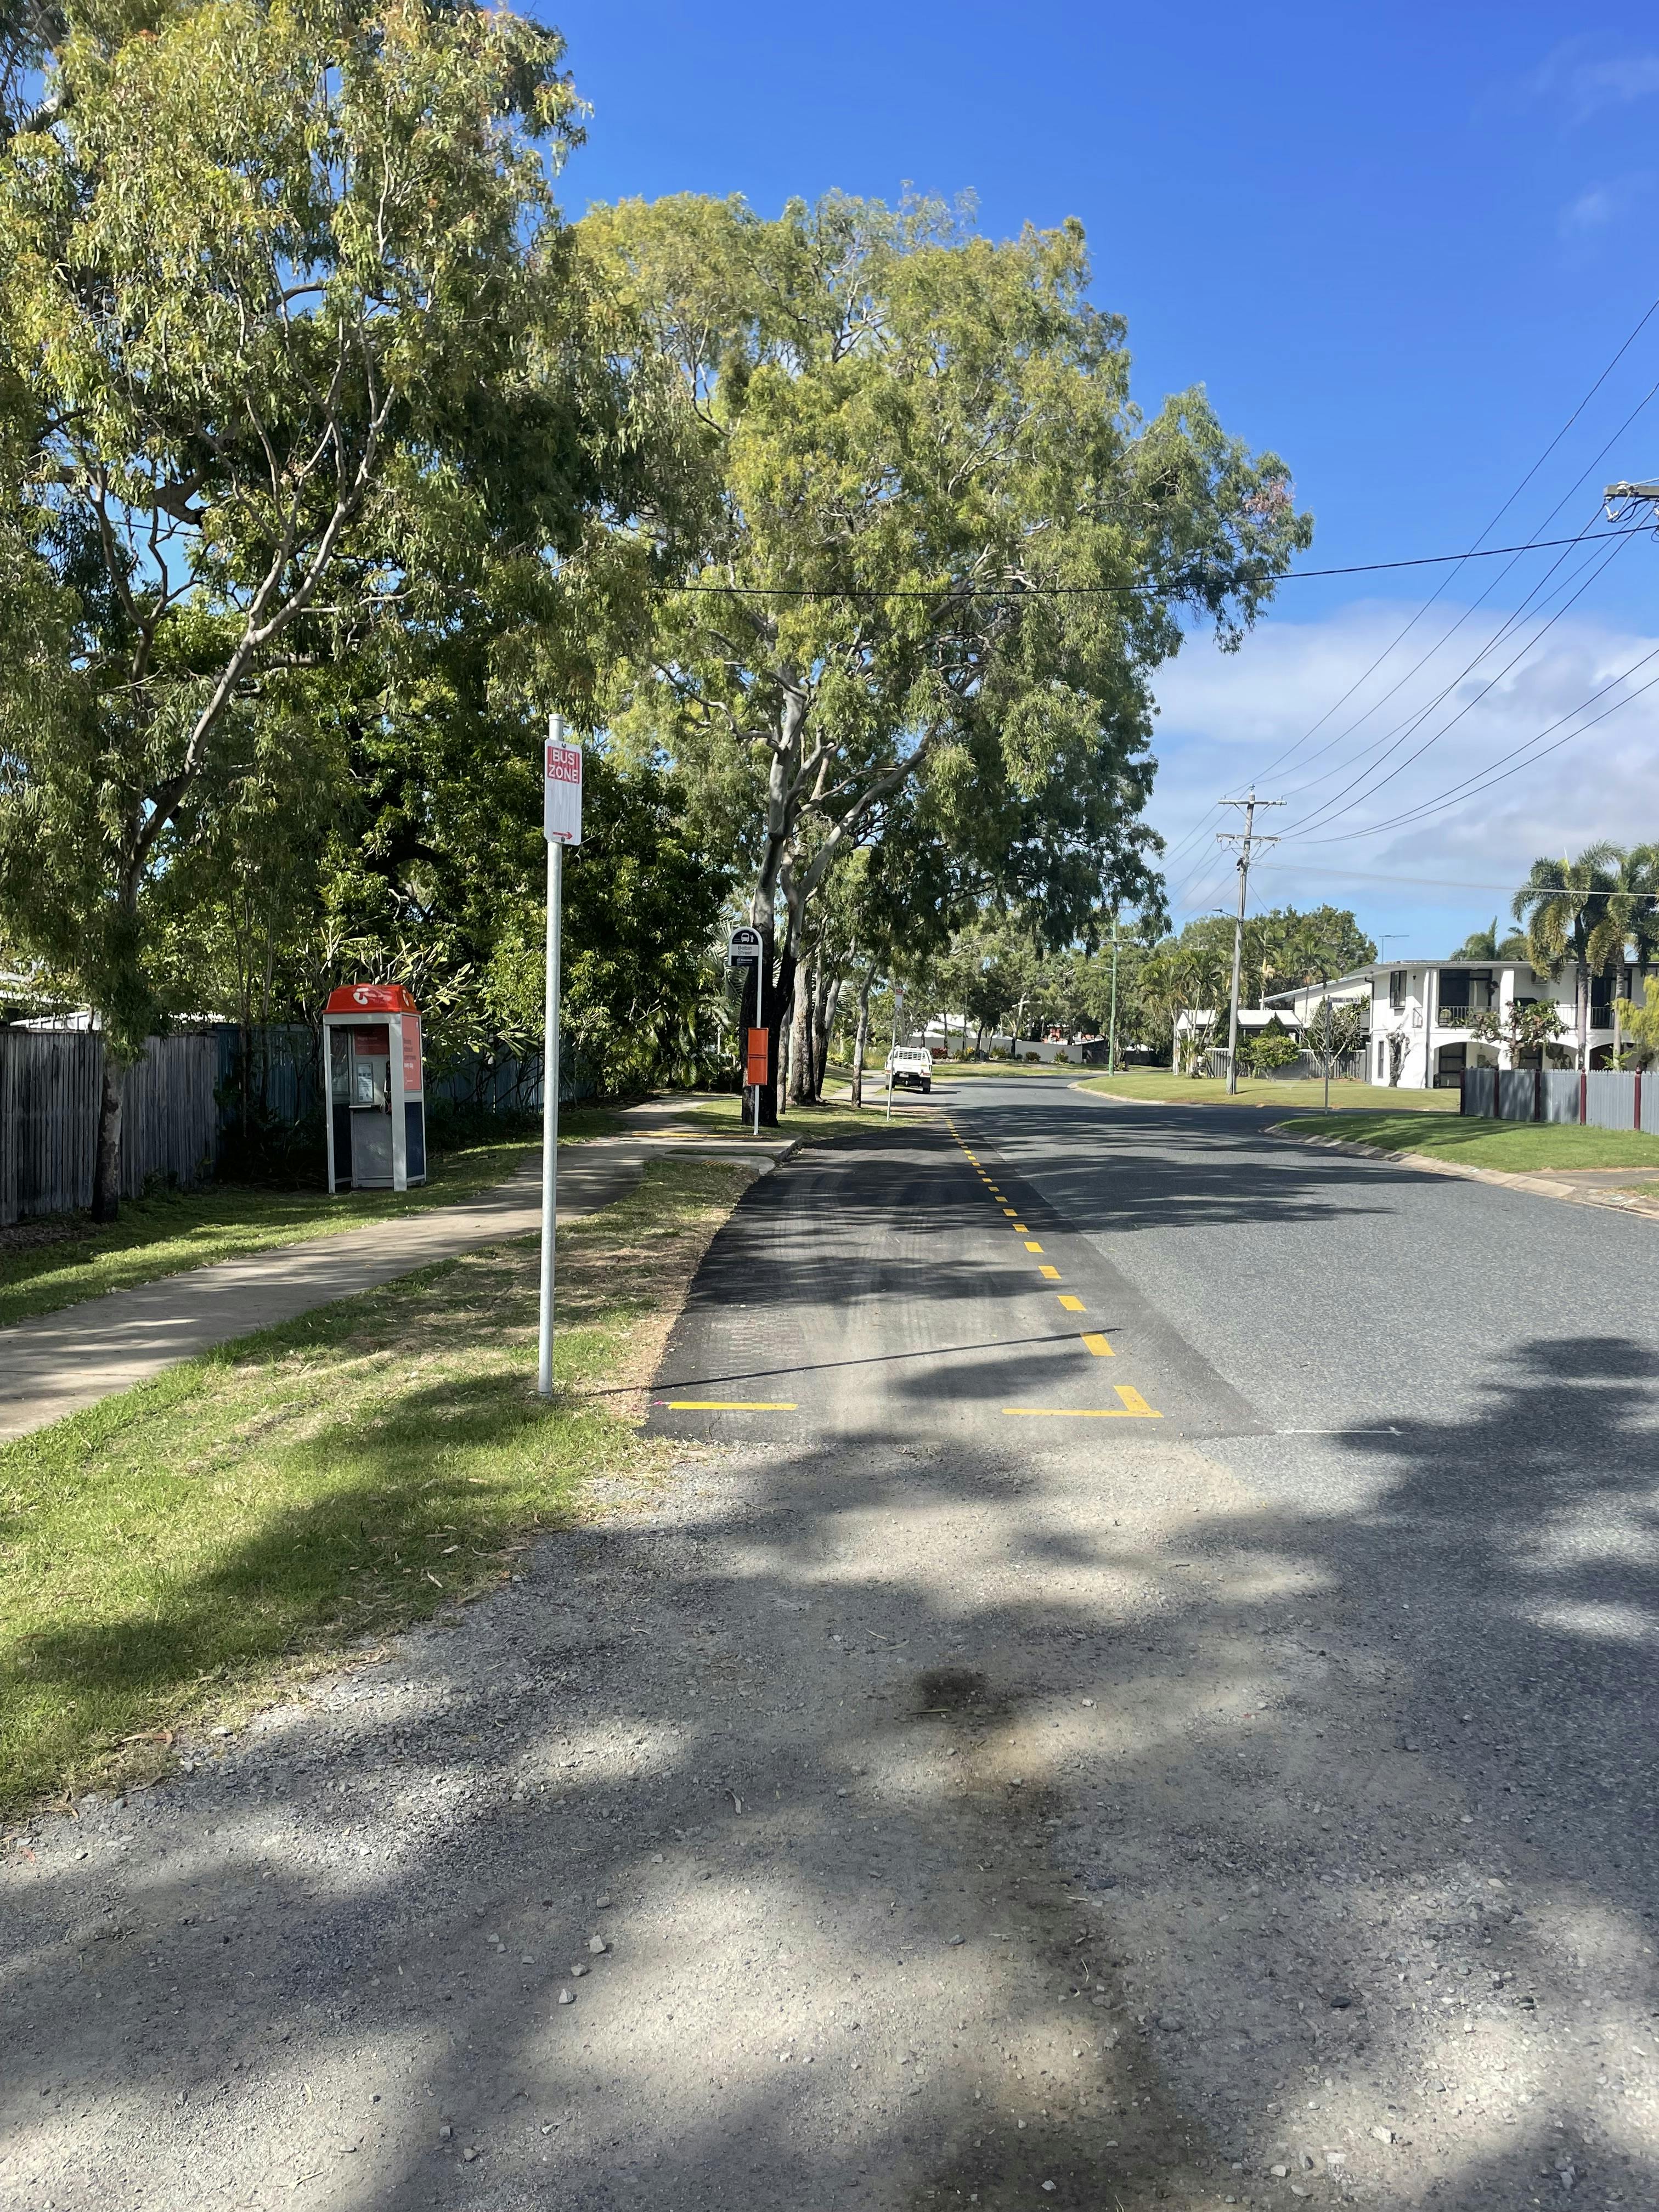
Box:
0, 1157, 749, 1816
1075, 1071, 1460, 1111
658, 1093, 897, 1138
1279, 1112, 1659, 1171
0, 1108, 636, 1333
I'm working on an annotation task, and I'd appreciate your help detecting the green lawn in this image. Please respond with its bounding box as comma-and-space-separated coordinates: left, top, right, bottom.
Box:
1074, 1070, 1460, 1111
0, 1110, 632, 1331
0, 1156, 749, 1813
1278, 1112, 1659, 1172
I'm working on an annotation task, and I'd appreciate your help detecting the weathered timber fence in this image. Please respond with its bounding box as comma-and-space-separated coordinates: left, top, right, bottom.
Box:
1462, 1064, 1659, 1129
1, 1025, 600, 1224
0, 1031, 219, 1226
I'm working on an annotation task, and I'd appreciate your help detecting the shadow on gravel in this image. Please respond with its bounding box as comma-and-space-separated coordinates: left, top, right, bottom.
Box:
3, 1124, 1657, 2212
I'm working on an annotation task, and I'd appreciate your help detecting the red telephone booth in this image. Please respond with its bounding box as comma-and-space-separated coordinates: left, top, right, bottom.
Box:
322, 985, 426, 1193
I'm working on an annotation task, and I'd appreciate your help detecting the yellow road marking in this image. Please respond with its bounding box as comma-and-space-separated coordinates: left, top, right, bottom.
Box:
1039, 1265, 1060, 1279
1082, 1332, 1115, 1358
1058, 1294, 1085, 1312
1003, 1383, 1157, 1417
1013, 1221, 1029, 1231
1002, 1207, 1018, 1216
1023, 1239, 1043, 1252
1002, 1399, 1161, 1420
664, 1400, 798, 1412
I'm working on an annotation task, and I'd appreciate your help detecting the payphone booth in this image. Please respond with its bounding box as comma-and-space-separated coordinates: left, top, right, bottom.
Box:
322, 984, 426, 1194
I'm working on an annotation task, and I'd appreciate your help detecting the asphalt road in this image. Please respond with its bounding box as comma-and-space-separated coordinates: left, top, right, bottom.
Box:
643, 1075, 1659, 2205
7, 1076, 1657, 2212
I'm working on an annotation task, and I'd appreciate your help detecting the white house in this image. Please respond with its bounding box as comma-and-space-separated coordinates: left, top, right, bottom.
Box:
1265, 957, 1656, 1089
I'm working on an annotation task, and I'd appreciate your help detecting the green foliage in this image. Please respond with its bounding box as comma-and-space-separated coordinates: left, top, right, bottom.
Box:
1242, 1017, 1299, 1073
0, 0, 611, 1066
1449, 916, 1529, 961
575, 188, 1308, 989
1176, 904, 1376, 998
1615, 982, 1659, 1068
1302, 995, 1368, 1076
1468, 1000, 1564, 1057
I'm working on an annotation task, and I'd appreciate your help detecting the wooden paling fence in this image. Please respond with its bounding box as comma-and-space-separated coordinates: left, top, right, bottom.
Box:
0, 1031, 219, 1227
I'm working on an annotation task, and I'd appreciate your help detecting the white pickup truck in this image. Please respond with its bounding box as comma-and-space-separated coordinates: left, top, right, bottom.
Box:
885, 1045, 934, 1094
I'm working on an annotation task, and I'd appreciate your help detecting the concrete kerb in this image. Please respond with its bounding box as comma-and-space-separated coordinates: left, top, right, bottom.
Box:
1267, 1124, 1659, 1224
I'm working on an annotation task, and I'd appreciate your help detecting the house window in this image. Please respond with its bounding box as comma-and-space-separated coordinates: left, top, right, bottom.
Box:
1590, 972, 1615, 1025
1389, 970, 1406, 1014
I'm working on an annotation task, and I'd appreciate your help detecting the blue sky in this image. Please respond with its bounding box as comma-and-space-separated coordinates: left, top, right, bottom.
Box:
544, 2, 1659, 958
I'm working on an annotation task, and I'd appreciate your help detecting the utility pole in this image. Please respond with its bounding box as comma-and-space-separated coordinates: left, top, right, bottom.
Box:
1216, 792, 1284, 1095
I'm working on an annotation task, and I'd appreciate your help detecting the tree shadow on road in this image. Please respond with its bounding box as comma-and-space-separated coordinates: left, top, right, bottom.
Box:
4, 1201, 1657, 2208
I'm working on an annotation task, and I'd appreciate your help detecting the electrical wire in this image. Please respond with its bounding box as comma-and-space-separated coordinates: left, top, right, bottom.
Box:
656, 526, 1652, 601
1279, 523, 1636, 839
1231, 296, 1659, 789
1304, 649, 1659, 844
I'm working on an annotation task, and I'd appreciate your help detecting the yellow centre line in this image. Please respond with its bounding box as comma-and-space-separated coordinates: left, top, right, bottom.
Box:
1082, 1333, 1115, 1358
1002, 1207, 1018, 1216
1023, 1239, 1043, 1252
1057, 1294, 1085, 1312
1039, 1265, 1060, 1279
663, 1400, 798, 1412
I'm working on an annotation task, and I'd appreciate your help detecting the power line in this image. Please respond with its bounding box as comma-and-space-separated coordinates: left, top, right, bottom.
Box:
653, 526, 1654, 601
1159, 291, 1659, 860
1279, 524, 1637, 840
1303, 652, 1659, 845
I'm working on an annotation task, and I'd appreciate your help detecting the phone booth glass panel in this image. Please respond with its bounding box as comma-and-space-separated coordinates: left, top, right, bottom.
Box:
321, 986, 427, 1193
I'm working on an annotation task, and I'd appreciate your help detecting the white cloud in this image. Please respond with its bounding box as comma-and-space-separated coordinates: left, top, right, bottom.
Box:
1523, 39, 1659, 123
1147, 598, 1659, 934
1558, 172, 1652, 239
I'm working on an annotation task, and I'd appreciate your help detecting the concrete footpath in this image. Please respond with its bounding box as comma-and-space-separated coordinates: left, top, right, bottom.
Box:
0, 1128, 790, 1444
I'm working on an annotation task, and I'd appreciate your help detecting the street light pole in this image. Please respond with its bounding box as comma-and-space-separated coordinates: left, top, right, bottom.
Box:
1217, 792, 1284, 1095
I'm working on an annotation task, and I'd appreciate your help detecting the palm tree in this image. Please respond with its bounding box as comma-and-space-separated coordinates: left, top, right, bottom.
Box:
1511, 844, 1656, 1069
1449, 917, 1529, 960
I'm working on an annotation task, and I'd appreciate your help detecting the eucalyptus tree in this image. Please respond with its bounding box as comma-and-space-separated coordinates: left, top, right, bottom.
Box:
0, 0, 644, 1215
577, 189, 1310, 1120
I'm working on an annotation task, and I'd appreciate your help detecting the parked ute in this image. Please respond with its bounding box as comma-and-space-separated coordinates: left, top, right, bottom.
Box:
885, 1045, 934, 1093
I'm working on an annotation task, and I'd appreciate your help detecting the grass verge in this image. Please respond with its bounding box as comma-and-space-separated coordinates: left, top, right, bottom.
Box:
1277, 1113, 1659, 1171
0, 1108, 634, 1333
1074, 1071, 1460, 1111
0, 1156, 750, 1816
661, 1093, 898, 1138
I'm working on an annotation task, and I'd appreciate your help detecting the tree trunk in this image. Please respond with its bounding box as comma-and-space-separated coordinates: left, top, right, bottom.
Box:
771, 944, 796, 1121
91, 1039, 124, 1223
851, 975, 871, 1108
815, 967, 840, 1099
789, 950, 815, 1105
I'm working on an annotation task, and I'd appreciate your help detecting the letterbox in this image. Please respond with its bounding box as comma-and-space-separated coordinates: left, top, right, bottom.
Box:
321, 984, 427, 1193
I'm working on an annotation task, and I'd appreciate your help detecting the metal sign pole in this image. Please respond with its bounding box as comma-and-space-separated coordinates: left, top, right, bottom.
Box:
538, 713, 582, 1399
537, 834, 563, 1398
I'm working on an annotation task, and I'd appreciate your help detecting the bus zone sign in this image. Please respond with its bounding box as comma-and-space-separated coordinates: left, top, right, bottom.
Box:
544, 723, 584, 845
